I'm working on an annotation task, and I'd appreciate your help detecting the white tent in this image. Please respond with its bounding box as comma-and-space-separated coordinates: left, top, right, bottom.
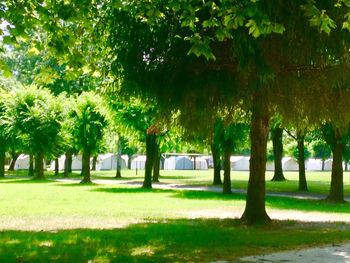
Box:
164, 156, 193, 170
14, 154, 30, 170
203, 155, 214, 168
282, 157, 299, 171
194, 157, 208, 170
324, 159, 332, 171
131, 155, 146, 170
230, 156, 249, 171
49, 155, 65, 171
71, 155, 83, 170
266, 161, 275, 171
306, 158, 323, 171
96, 153, 127, 170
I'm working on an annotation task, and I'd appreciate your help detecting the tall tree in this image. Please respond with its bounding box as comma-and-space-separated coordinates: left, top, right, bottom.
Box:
5, 86, 63, 179
69, 92, 107, 184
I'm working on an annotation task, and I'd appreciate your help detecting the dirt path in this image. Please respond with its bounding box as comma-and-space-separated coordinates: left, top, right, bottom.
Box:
239, 243, 350, 262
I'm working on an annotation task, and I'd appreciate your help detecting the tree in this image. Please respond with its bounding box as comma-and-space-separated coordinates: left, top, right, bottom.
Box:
4, 0, 350, 224
270, 119, 286, 181
69, 92, 107, 184
0, 88, 10, 177
322, 124, 350, 202
310, 131, 332, 171
6, 86, 63, 179
211, 120, 223, 185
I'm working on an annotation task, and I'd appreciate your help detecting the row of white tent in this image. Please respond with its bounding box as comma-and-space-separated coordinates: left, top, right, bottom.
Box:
13, 154, 342, 171
231, 156, 335, 171
13, 154, 210, 171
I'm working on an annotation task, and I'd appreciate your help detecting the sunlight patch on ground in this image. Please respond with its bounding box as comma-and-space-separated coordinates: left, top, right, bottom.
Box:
131, 245, 156, 256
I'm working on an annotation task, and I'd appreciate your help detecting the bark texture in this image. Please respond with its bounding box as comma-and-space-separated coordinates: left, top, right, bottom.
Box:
152, 142, 160, 182
222, 139, 232, 194
297, 135, 308, 191
28, 154, 34, 176
54, 158, 59, 176
271, 127, 286, 181
211, 143, 222, 185
143, 134, 156, 188
241, 92, 271, 224
327, 141, 344, 202
64, 150, 72, 177
91, 155, 97, 171
115, 154, 122, 178
8, 152, 19, 171
34, 153, 44, 179
0, 150, 5, 177
80, 150, 92, 183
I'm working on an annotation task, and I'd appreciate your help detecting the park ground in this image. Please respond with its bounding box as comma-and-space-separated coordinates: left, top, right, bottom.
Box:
1, 169, 350, 262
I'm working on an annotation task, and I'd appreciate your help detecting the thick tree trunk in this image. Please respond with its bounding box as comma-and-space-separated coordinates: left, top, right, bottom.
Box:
153, 142, 160, 182
222, 140, 232, 194
271, 127, 286, 181
211, 143, 222, 185
8, 152, 19, 171
28, 154, 34, 176
115, 154, 122, 178
80, 150, 92, 184
91, 155, 97, 171
327, 142, 344, 202
297, 136, 308, 191
143, 134, 156, 188
0, 150, 5, 177
64, 150, 72, 177
54, 158, 59, 176
241, 92, 270, 224
34, 153, 44, 179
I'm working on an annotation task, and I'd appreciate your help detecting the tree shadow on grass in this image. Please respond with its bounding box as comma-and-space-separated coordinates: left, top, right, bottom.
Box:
93, 186, 350, 214
92, 187, 174, 194
1, 219, 350, 263
0, 178, 56, 184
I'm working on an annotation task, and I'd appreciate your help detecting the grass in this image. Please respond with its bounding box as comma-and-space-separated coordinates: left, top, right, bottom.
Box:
2, 170, 350, 261
1, 220, 350, 263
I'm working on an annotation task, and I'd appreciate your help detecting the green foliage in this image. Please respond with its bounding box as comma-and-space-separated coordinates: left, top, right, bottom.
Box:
5, 85, 63, 156
69, 92, 107, 155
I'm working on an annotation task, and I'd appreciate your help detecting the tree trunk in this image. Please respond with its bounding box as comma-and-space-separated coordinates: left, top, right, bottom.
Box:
345, 162, 348, 172
153, 142, 160, 182
241, 92, 270, 224
34, 153, 44, 179
327, 141, 344, 202
127, 155, 132, 169
64, 150, 72, 177
0, 150, 5, 177
80, 150, 91, 183
67, 151, 72, 173
271, 127, 286, 181
143, 134, 156, 188
321, 159, 325, 171
115, 154, 122, 178
222, 140, 232, 194
211, 143, 222, 185
91, 155, 97, 171
8, 152, 19, 171
28, 154, 34, 176
297, 136, 308, 191
54, 158, 59, 176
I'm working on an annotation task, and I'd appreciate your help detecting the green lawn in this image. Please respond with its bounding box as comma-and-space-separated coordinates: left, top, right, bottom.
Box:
84, 169, 350, 195
1, 175, 350, 262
